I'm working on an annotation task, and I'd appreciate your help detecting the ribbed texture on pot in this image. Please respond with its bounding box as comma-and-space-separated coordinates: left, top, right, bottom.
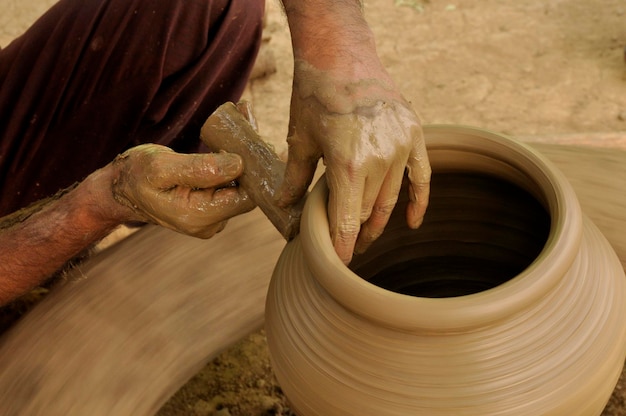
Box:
265, 126, 626, 415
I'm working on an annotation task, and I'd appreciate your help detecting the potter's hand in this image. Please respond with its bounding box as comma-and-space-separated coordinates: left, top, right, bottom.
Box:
279, 0, 431, 263
278, 61, 431, 264
111, 144, 255, 238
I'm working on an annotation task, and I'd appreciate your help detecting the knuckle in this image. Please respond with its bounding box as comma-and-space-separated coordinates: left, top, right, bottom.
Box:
373, 199, 397, 217
361, 227, 383, 245
335, 222, 360, 242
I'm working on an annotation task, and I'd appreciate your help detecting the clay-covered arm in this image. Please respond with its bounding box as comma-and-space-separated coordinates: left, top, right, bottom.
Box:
0, 145, 253, 305
279, 0, 431, 264
0, 168, 125, 304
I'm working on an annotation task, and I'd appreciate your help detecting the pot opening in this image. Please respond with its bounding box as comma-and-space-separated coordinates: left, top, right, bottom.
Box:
349, 172, 551, 298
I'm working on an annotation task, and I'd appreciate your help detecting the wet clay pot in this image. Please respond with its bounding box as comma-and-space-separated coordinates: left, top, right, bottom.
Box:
265, 125, 626, 415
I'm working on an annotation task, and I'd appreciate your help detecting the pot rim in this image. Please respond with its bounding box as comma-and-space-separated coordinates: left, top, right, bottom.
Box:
300, 125, 583, 331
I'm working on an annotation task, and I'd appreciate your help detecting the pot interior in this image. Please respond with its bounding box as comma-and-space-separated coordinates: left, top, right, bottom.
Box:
349, 172, 551, 298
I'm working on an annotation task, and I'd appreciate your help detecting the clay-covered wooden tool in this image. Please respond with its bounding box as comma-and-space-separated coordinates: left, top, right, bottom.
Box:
200, 101, 304, 240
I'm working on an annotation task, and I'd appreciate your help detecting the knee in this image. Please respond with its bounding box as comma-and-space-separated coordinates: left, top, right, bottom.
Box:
143, 0, 265, 73
104, 0, 265, 51
205, 0, 265, 47
108, 0, 265, 76
145, 0, 265, 41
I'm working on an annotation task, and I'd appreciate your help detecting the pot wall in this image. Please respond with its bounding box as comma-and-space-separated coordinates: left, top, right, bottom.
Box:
265, 126, 626, 415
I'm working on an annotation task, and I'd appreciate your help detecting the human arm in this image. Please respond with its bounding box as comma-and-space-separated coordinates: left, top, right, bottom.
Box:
0, 144, 254, 305
278, 0, 431, 264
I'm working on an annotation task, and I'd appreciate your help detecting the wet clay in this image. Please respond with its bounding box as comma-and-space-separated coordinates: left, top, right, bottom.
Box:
201, 101, 303, 240
292, 59, 399, 115
0, 129, 626, 415
529, 142, 626, 269
111, 144, 254, 239
282, 60, 431, 264
266, 126, 626, 415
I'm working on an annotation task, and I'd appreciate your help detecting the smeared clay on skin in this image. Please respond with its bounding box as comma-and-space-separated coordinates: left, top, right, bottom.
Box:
282, 59, 431, 263
293, 59, 400, 115
111, 144, 254, 239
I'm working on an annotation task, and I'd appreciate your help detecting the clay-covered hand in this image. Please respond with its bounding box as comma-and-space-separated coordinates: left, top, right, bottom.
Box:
279, 61, 431, 264
110, 144, 255, 238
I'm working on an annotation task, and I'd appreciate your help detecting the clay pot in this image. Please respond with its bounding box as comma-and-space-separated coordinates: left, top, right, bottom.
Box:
265, 125, 626, 415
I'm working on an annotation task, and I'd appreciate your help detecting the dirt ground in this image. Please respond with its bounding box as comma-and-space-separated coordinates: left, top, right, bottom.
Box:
1, 0, 626, 415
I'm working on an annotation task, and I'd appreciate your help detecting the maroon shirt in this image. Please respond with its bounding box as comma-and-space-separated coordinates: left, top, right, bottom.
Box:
0, 0, 264, 216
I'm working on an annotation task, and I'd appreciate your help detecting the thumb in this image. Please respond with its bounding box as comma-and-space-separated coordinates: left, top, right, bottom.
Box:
156, 152, 244, 190
278, 132, 321, 207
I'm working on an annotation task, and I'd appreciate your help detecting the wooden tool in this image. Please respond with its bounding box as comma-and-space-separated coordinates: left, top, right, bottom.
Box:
200, 101, 304, 240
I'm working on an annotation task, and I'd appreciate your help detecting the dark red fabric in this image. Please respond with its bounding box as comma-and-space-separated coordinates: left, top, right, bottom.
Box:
0, 0, 264, 216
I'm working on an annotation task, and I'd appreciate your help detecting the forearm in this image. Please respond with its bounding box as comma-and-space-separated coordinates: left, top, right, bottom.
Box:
280, 0, 400, 115
0, 166, 126, 305
280, 0, 377, 71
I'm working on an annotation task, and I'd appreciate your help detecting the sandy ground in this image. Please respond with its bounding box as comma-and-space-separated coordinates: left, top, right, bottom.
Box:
1, 0, 626, 414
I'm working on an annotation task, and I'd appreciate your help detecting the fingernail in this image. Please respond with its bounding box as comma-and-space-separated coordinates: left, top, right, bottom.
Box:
216, 221, 228, 234
406, 201, 422, 228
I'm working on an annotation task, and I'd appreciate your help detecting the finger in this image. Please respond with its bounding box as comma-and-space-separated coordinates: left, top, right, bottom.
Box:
192, 188, 255, 238
214, 220, 228, 235
405, 131, 431, 228
327, 167, 366, 265
357, 160, 388, 224
354, 165, 403, 254
278, 132, 321, 207
190, 186, 256, 223
192, 220, 230, 240
160, 186, 255, 238
153, 152, 244, 190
